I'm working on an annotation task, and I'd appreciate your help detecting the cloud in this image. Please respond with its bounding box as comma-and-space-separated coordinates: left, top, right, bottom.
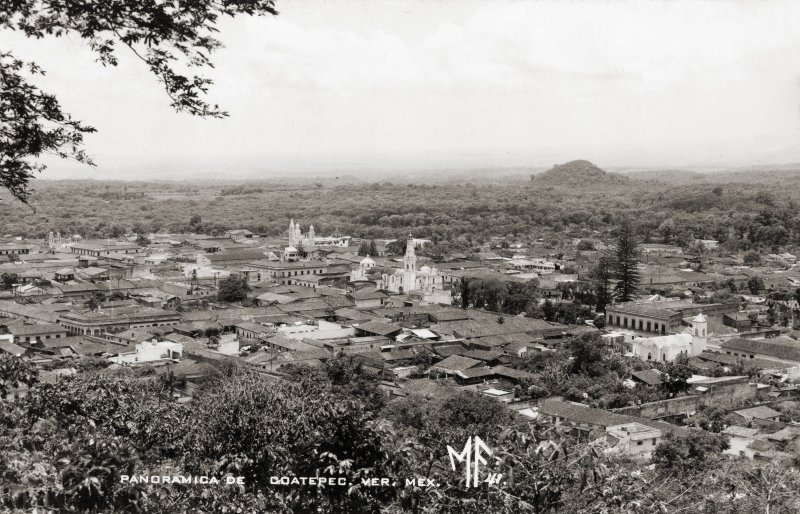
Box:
4, 0, 800, 173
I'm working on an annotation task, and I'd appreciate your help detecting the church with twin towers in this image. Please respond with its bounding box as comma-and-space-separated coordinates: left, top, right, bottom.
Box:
287, 219, 351, 248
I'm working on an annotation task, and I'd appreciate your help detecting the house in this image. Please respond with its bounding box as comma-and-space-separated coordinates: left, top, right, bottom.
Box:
348, 288, 389, 309
537, 399, 686, 437
0, 243, 33, 256
54, 268, 76, 283
723, 312, 756, 331
197, 250, 268, 267
353, 321, 402, 339
225, 229, 255, 241
110, 339, 183, 364
430, 355, 485, 378
0, 335, 26, 356
70, 241, 142, 257
479, 387, 514, 403
604, 423, 662, 459
722, 426, 762, 459
3, 321, 67, 344
631, 369, 664, 386
720, 336, 800, 365
731, 406, 781, 423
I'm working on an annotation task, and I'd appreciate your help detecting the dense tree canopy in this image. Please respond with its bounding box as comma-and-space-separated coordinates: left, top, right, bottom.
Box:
216, 275, 250, 302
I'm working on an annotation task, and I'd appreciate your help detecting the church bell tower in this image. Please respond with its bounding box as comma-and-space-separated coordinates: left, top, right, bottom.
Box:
403, 234, 417, 292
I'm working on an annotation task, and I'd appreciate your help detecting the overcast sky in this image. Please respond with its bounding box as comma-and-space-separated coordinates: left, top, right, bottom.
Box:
4, 0, 800, 178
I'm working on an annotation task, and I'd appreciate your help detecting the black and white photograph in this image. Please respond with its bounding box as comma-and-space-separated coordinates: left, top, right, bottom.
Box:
3, 0, 800, 512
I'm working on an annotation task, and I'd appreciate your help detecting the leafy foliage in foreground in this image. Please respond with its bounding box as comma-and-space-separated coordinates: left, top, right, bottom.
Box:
1, 357, 800, 513
1, 0, 279, 203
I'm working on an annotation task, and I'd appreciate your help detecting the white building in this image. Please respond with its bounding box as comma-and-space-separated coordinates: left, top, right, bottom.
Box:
350, 256, 377, 282
604, 422, 662, 459
111, 340, 183, 364
631, 313, 707, 363
378, 236, 443, 294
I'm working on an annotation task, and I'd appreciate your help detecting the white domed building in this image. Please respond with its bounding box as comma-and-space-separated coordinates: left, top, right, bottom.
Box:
350, 255, 377, 282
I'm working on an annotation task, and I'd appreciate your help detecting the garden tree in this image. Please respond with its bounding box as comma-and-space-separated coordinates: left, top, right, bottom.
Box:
747, 276, 766, 295
502, 279, 539, 315
216, 274, 250, 302
593, 314, 606, 329
384, 238, 406, 256
613, 220, 641, 302
283, 354, 387, 414
687, 405, 729, 432
1, 0, 279, 203
358, 239, 379, 257
743, 251, 762, 266
524, 300, 545, 319
135, 233, 151, 247
566, 333, 612, 377
108, 224, 126, 238
84, 291, 106, 311
652, 430, 729, 474
0, 354, 38, 398
189, 214, 202, 226
0, 272, 19, 290
468, 278, 508, 312
660, 362, 693, 393
540, 299, 557, 322
455, 276, 472, 308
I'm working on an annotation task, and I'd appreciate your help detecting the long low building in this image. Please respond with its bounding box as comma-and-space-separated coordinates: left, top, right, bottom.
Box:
605, 299, 736, 335
718, 336, 800, 365
247, 260, 329, 286
58, 306, 181, 336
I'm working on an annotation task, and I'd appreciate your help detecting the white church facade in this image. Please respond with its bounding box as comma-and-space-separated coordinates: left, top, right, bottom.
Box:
377, 236, 443, 294
631, 313, 707, 363
288, 220, 350, 248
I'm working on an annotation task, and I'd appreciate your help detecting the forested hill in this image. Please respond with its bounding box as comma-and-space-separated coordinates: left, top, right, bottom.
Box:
2, 165, 800, 252
530, 160, 627, 186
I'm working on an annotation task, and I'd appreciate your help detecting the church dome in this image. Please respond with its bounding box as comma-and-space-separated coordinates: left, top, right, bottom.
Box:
419, 265, 432, 274
285, 246, 298, 252
360, 256, 375, 267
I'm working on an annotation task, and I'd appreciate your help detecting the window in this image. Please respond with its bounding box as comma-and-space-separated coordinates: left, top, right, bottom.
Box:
637, 441, 643, 446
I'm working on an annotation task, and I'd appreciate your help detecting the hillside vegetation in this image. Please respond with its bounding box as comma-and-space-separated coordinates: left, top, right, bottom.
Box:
1, 162, 799, 252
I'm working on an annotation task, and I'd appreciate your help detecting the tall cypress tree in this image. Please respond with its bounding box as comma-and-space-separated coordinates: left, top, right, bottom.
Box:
613, 221, 640, 302
592, 254, 613, 313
